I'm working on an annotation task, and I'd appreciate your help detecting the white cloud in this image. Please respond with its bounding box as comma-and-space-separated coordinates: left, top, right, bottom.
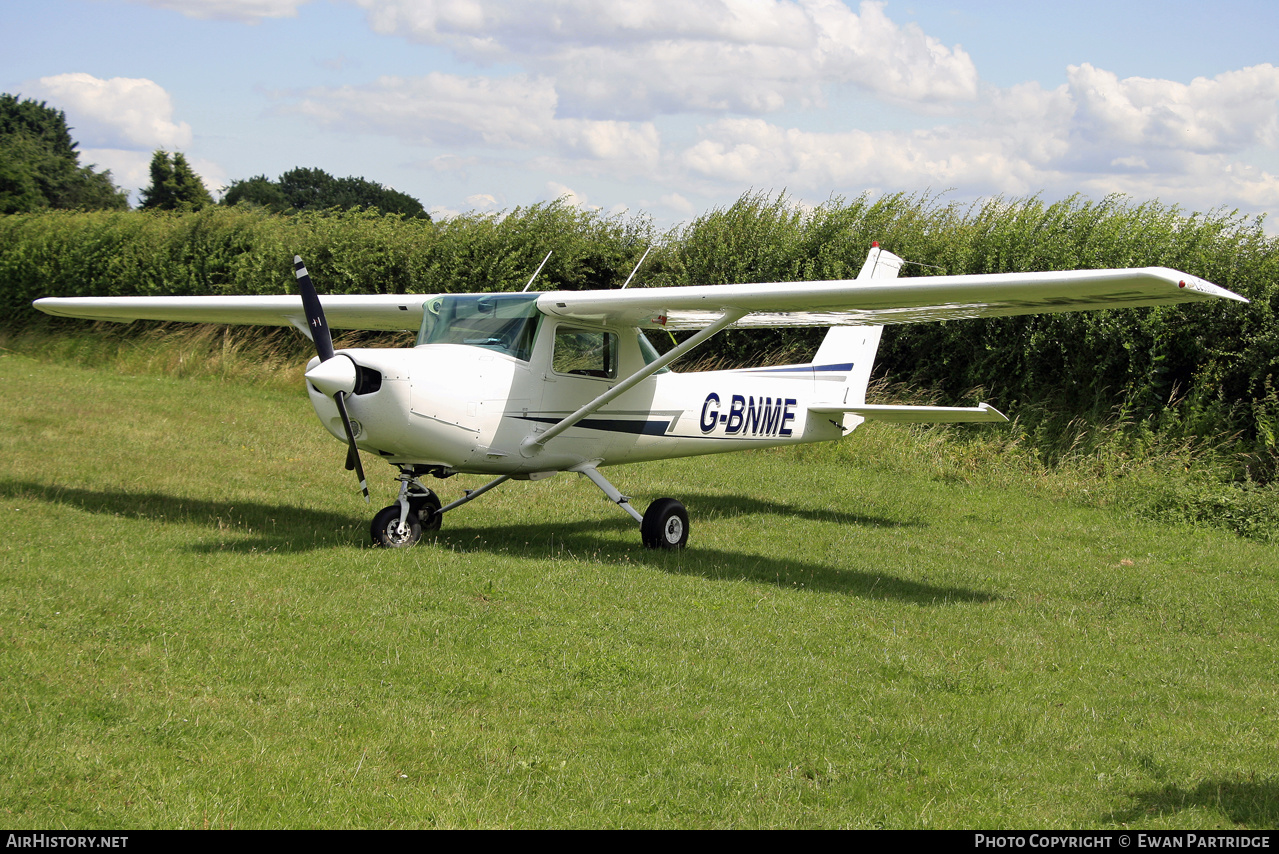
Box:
546, 181, 590, 208
288, 72, 661, 173
660, 192, 696, 217
349, 0, 979, 119
133, 0, 312, 22
189, 156, 228, 199
465, 192, 501, 210
32, 73, 193, 150
291, 73, 558, 148
429, 203, 465, 219
267, 2, 1279, 219
675, 69, 1279, 212
1066, 62, 1279, 155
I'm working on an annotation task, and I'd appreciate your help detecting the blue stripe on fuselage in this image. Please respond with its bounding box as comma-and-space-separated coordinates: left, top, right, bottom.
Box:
517, 415, 671, 436
741, 362, 853, 374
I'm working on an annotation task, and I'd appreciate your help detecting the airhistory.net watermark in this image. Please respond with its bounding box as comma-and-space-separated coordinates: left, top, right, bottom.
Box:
6, 836, 128, 848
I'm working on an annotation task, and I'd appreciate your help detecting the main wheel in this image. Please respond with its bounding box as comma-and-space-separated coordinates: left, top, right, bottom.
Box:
410, 491, 443, 532
642, 498, 689, 549
371, 504, 422, 548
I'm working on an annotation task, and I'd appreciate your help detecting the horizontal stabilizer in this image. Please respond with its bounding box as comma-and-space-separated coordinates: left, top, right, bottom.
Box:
810, 402, 1009, 423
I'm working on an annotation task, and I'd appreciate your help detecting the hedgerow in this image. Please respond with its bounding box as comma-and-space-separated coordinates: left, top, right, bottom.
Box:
2, 192, 1275, 476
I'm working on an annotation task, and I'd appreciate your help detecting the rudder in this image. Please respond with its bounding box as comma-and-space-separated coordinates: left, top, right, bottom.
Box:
811, 246, 902, 416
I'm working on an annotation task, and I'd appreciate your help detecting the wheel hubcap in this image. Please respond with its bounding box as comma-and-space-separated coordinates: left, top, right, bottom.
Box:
665, 517, 683, 543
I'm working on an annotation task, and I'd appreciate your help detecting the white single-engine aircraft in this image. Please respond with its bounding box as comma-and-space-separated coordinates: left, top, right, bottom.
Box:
34, 245, 1246, 549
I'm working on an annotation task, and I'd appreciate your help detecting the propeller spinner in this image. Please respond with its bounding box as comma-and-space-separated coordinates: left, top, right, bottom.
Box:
295, 255, 369, 502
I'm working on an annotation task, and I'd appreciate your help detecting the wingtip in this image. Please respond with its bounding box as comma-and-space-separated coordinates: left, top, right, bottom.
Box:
1191, 280, 1249, 304
979, 403, 1010, 423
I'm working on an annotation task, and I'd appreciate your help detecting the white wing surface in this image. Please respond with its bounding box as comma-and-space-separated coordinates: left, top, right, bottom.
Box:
33, 294, 434, 331
537, 267, 1246, 329
33, 267, 1245, 332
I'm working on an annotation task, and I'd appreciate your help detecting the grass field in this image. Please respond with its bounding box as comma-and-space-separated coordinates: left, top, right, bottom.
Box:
1, 348, 1276, 828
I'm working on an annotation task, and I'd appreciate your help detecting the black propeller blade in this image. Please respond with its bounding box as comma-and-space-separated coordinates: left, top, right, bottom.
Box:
295, 255, 369, 503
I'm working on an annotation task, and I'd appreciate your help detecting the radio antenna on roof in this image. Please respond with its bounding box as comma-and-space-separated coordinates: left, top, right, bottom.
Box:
522, 250, 553, 292
620, 245, 653, 289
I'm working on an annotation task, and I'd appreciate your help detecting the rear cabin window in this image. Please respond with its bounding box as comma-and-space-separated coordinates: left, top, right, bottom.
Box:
638, 331, 671, 374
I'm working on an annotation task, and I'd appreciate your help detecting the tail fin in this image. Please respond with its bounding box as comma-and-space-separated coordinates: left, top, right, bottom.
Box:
811, 246, 901, 420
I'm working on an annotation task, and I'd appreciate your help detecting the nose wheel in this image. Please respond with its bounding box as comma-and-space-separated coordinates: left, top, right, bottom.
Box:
372, 504, 422, 548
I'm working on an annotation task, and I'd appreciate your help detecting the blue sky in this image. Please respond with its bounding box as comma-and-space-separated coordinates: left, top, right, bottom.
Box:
5, 0, 1278, 229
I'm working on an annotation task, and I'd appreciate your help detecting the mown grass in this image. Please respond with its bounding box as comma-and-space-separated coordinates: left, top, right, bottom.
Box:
1, 338, 1276, 829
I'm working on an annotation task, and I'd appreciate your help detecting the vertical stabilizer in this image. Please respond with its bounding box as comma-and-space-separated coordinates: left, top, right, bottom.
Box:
811, 246, 902, 425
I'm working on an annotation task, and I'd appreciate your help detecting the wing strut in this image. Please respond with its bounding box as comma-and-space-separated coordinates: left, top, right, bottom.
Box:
520, 308, 747, 456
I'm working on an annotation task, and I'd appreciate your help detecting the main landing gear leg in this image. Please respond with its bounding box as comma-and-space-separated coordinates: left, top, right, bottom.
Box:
575, 465, 688, 550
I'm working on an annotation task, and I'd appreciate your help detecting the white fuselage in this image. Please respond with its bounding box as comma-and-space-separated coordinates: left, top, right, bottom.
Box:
306, 318, 853, 478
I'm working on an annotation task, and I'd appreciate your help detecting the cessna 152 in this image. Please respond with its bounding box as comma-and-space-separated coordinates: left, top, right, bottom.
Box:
34, 245, 1245, 549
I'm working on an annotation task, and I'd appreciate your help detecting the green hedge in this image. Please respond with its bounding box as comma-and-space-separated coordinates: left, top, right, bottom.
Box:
3, 193, 1275, 470
0, 202, 654, 304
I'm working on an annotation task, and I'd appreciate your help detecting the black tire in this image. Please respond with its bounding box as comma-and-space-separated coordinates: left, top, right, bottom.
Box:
410, 491, 443, 532
642, 498, 689, 549
371, 504, 422, 548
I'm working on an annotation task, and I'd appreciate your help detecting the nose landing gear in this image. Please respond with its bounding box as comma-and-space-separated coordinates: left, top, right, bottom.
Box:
371, 466, 442, 548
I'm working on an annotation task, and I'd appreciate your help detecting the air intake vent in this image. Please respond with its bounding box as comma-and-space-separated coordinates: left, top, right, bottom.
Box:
354, 365, 383, 395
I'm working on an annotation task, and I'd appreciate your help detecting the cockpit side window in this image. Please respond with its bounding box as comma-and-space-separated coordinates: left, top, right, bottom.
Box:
553, 327, 618, 379
416, 293, 541, 362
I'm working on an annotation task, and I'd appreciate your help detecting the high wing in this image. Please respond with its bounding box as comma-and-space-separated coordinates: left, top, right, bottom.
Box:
537, 267, 1246, 329
33, 266, 1245, 331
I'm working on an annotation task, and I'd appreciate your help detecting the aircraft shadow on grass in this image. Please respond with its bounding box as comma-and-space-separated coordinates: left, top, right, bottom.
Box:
440, 490, 992, 606
4, 480, 357, 552
669, 490, 927, 529
448, 518, 996, 604
8, 479, 995, 605
1104, 776, 1279, 828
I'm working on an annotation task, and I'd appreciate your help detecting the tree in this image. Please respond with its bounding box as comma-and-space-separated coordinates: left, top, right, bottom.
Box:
139, 150, 213, 211
222, 166, 429, 219
0, 93, 128, 213
220, 174, 289, 212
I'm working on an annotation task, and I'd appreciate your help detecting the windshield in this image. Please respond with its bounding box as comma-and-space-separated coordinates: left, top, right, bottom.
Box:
416, 293, 542, 361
